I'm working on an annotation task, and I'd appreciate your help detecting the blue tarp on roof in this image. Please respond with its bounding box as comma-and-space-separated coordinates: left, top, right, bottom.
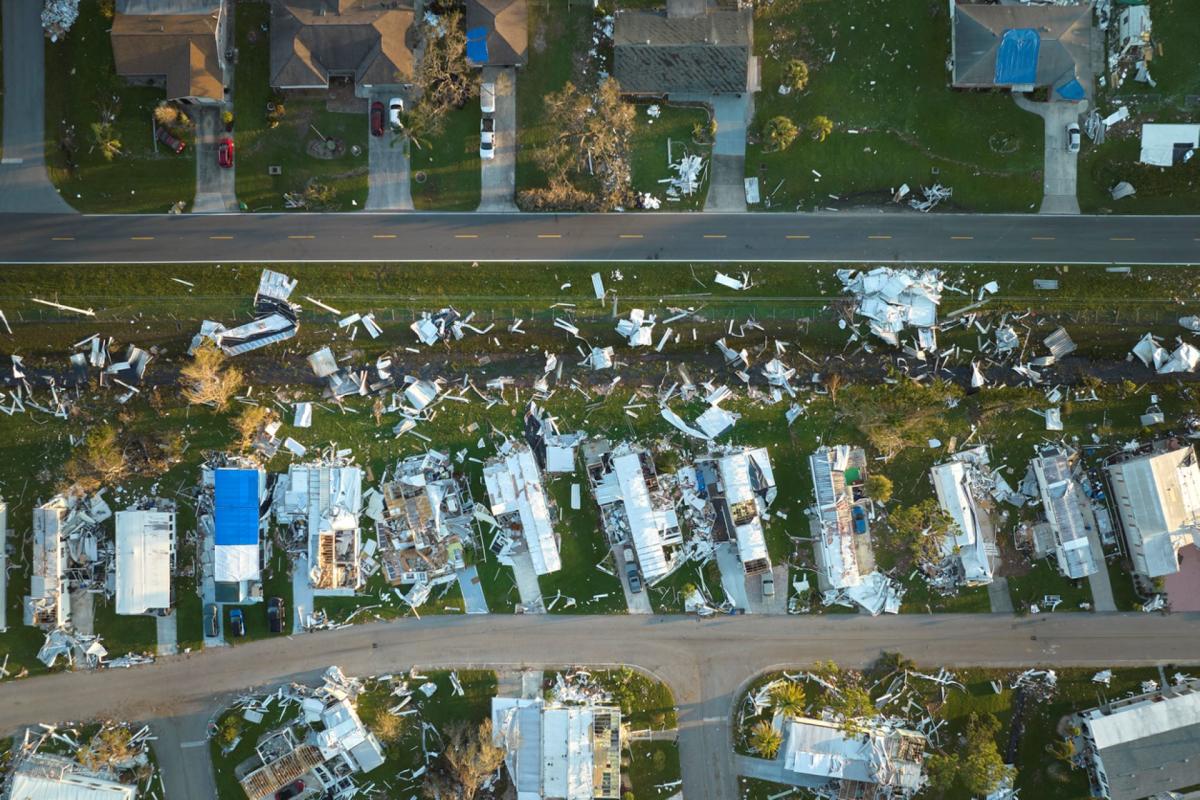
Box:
994, 28, 1040, 86
214, 468, 260, 546
1056, 78, 1085, 101
466, 26, 489, 65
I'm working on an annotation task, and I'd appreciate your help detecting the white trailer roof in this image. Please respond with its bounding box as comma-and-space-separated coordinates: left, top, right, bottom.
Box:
115, 510, 174, 615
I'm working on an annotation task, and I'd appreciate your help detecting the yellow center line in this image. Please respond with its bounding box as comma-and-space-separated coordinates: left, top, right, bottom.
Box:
1110, 236, 1135, 241
130, 236, 154, 241
951, 236, 974, 241
1031, 236, 1056, 241
209, 235, 234, 240
455, 234, 479, 239
703, 234, 726, 239
786, 235, 810, 240
619, 234, 644, 239
51, 236, 75, 241
288, 235, 315, 240
372, 234, 397, 239
868, 235, 892, 240
537, 234, 562, 239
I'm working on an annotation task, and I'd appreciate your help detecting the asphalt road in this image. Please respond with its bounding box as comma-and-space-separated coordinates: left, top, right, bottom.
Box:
0, 211, 1198, 265
4, 613, 1200, 800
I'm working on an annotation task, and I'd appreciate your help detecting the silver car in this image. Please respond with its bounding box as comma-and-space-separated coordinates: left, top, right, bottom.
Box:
481, 82, 496, 114
480, 116, 495, 160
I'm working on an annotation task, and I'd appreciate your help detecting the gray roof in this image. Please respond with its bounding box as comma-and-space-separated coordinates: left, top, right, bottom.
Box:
117, 0, 220, 12
613, 8, 751, 95
269, 0, 414, 89
465, 0, 528, 67
951, 2, 1091, 89
1084, 681, 1200, 800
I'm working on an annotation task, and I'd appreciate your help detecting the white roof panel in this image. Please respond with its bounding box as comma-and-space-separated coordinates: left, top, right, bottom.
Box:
115, 510, 174, 615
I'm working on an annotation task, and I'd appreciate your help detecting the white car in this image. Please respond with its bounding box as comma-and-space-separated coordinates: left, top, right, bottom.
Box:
480, 116, 495, 159
388, 97, 404, 129
480, 82, 496, 114
1066, 123, 1081, 153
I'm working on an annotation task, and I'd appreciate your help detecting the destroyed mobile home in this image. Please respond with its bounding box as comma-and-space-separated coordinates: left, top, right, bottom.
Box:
808, 445, 902, 615
371, 450, 477, 592
3, 721, 158, 800
274, 452, 365, 595
225, 667, 386, 800
192, 270, 301, 357
928, 447, 1000, 592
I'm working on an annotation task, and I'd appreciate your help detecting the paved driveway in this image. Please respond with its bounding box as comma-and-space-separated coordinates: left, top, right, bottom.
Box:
0, 0, 73, 213
706, 94, 751, 212
193, 106, 237, 213
1016, 95, 1085, 215
366, 93, 413, 211
478, 66, 517, 212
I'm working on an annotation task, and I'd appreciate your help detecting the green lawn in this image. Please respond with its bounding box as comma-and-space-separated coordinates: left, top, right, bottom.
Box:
538, 478, 628, 614
749, 0, 1043, 212
233, 3, 367, 212
91, 595, 158, 658
43, 2, 196, 212
627, 740, 682, 800
410, 104, 482, 210
1078, 0, 1200, 213
629, 103, 712, 211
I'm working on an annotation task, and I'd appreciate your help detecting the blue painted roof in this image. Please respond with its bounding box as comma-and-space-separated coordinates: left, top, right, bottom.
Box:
466, 26, 489, 65
994, 28, 1040, 85
1055, 77, 1085, 101
214, 468, 260, 546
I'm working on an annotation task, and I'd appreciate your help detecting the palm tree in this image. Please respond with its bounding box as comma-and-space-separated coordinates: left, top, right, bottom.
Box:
770, 682, 808, 719
750, 720, 782, 758
90, 122, 122, 161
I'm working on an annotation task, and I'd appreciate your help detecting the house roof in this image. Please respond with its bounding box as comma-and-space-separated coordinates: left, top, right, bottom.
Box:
269, 0, 414, 88
613, 8, 752, 95
465, 0, 528, 66
115, 510, 174, 615
951, 2, 1091, 89
783, 718, 925, 791
483, 446, 561, 575
1083, 681, 1200, 800
1106, 445, 1200, 577
111, 5, 224, 101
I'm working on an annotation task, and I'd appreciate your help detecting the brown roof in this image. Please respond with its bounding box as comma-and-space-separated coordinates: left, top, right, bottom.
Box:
111, 8, 224, 101
270, 0, 414, 89
613, 8, 752, 95
465, 0, 528, 67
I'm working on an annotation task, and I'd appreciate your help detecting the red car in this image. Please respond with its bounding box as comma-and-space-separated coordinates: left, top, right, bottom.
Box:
156, 127, 185, 154
217, 137, 234, 168
370, 100, 385, 137
275, 781, 304, 800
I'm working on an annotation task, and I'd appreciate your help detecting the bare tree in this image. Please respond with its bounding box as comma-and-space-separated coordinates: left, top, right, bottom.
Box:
422, 719, 506, 800
411, 10, 475, 136
180, 342, 244, 411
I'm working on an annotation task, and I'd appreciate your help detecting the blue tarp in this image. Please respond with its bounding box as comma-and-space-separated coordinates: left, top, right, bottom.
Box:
214, 468, 260, 546
1056, 78, 1085, 101
994, 28, 1040, 86
466, 26, 489, 65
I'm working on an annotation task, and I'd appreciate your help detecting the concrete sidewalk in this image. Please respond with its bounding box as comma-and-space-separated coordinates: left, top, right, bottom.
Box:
0, 0, 73, 213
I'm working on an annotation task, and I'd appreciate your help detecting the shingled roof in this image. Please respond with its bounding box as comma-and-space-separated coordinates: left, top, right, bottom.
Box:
465, 0, 528, 67
613, 8, 752, 96
951, 2, 1092, 90
269, 0, 414, 89
110, 1, 224, 102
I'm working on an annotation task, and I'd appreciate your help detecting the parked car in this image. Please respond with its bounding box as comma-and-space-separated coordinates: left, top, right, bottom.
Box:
761, 572, 775, 598
480, 82, 496, 114
275, 780, 305, 800
1066, 123, 1081, 153
389, 97, 404, 129
480, 116, 495, 160
156, 127, 185, 154
217, 137, 234, 168
370, 101, 385, 137
268, 596, 284, 634
204, 603, 219, 638
626, 563, 643, 594
228, 608, 246, 638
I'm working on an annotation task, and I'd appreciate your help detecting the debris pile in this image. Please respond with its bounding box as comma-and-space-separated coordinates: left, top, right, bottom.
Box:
192, 269, 300, 356
838, 267, 943, 353
410, 307, 493, 346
